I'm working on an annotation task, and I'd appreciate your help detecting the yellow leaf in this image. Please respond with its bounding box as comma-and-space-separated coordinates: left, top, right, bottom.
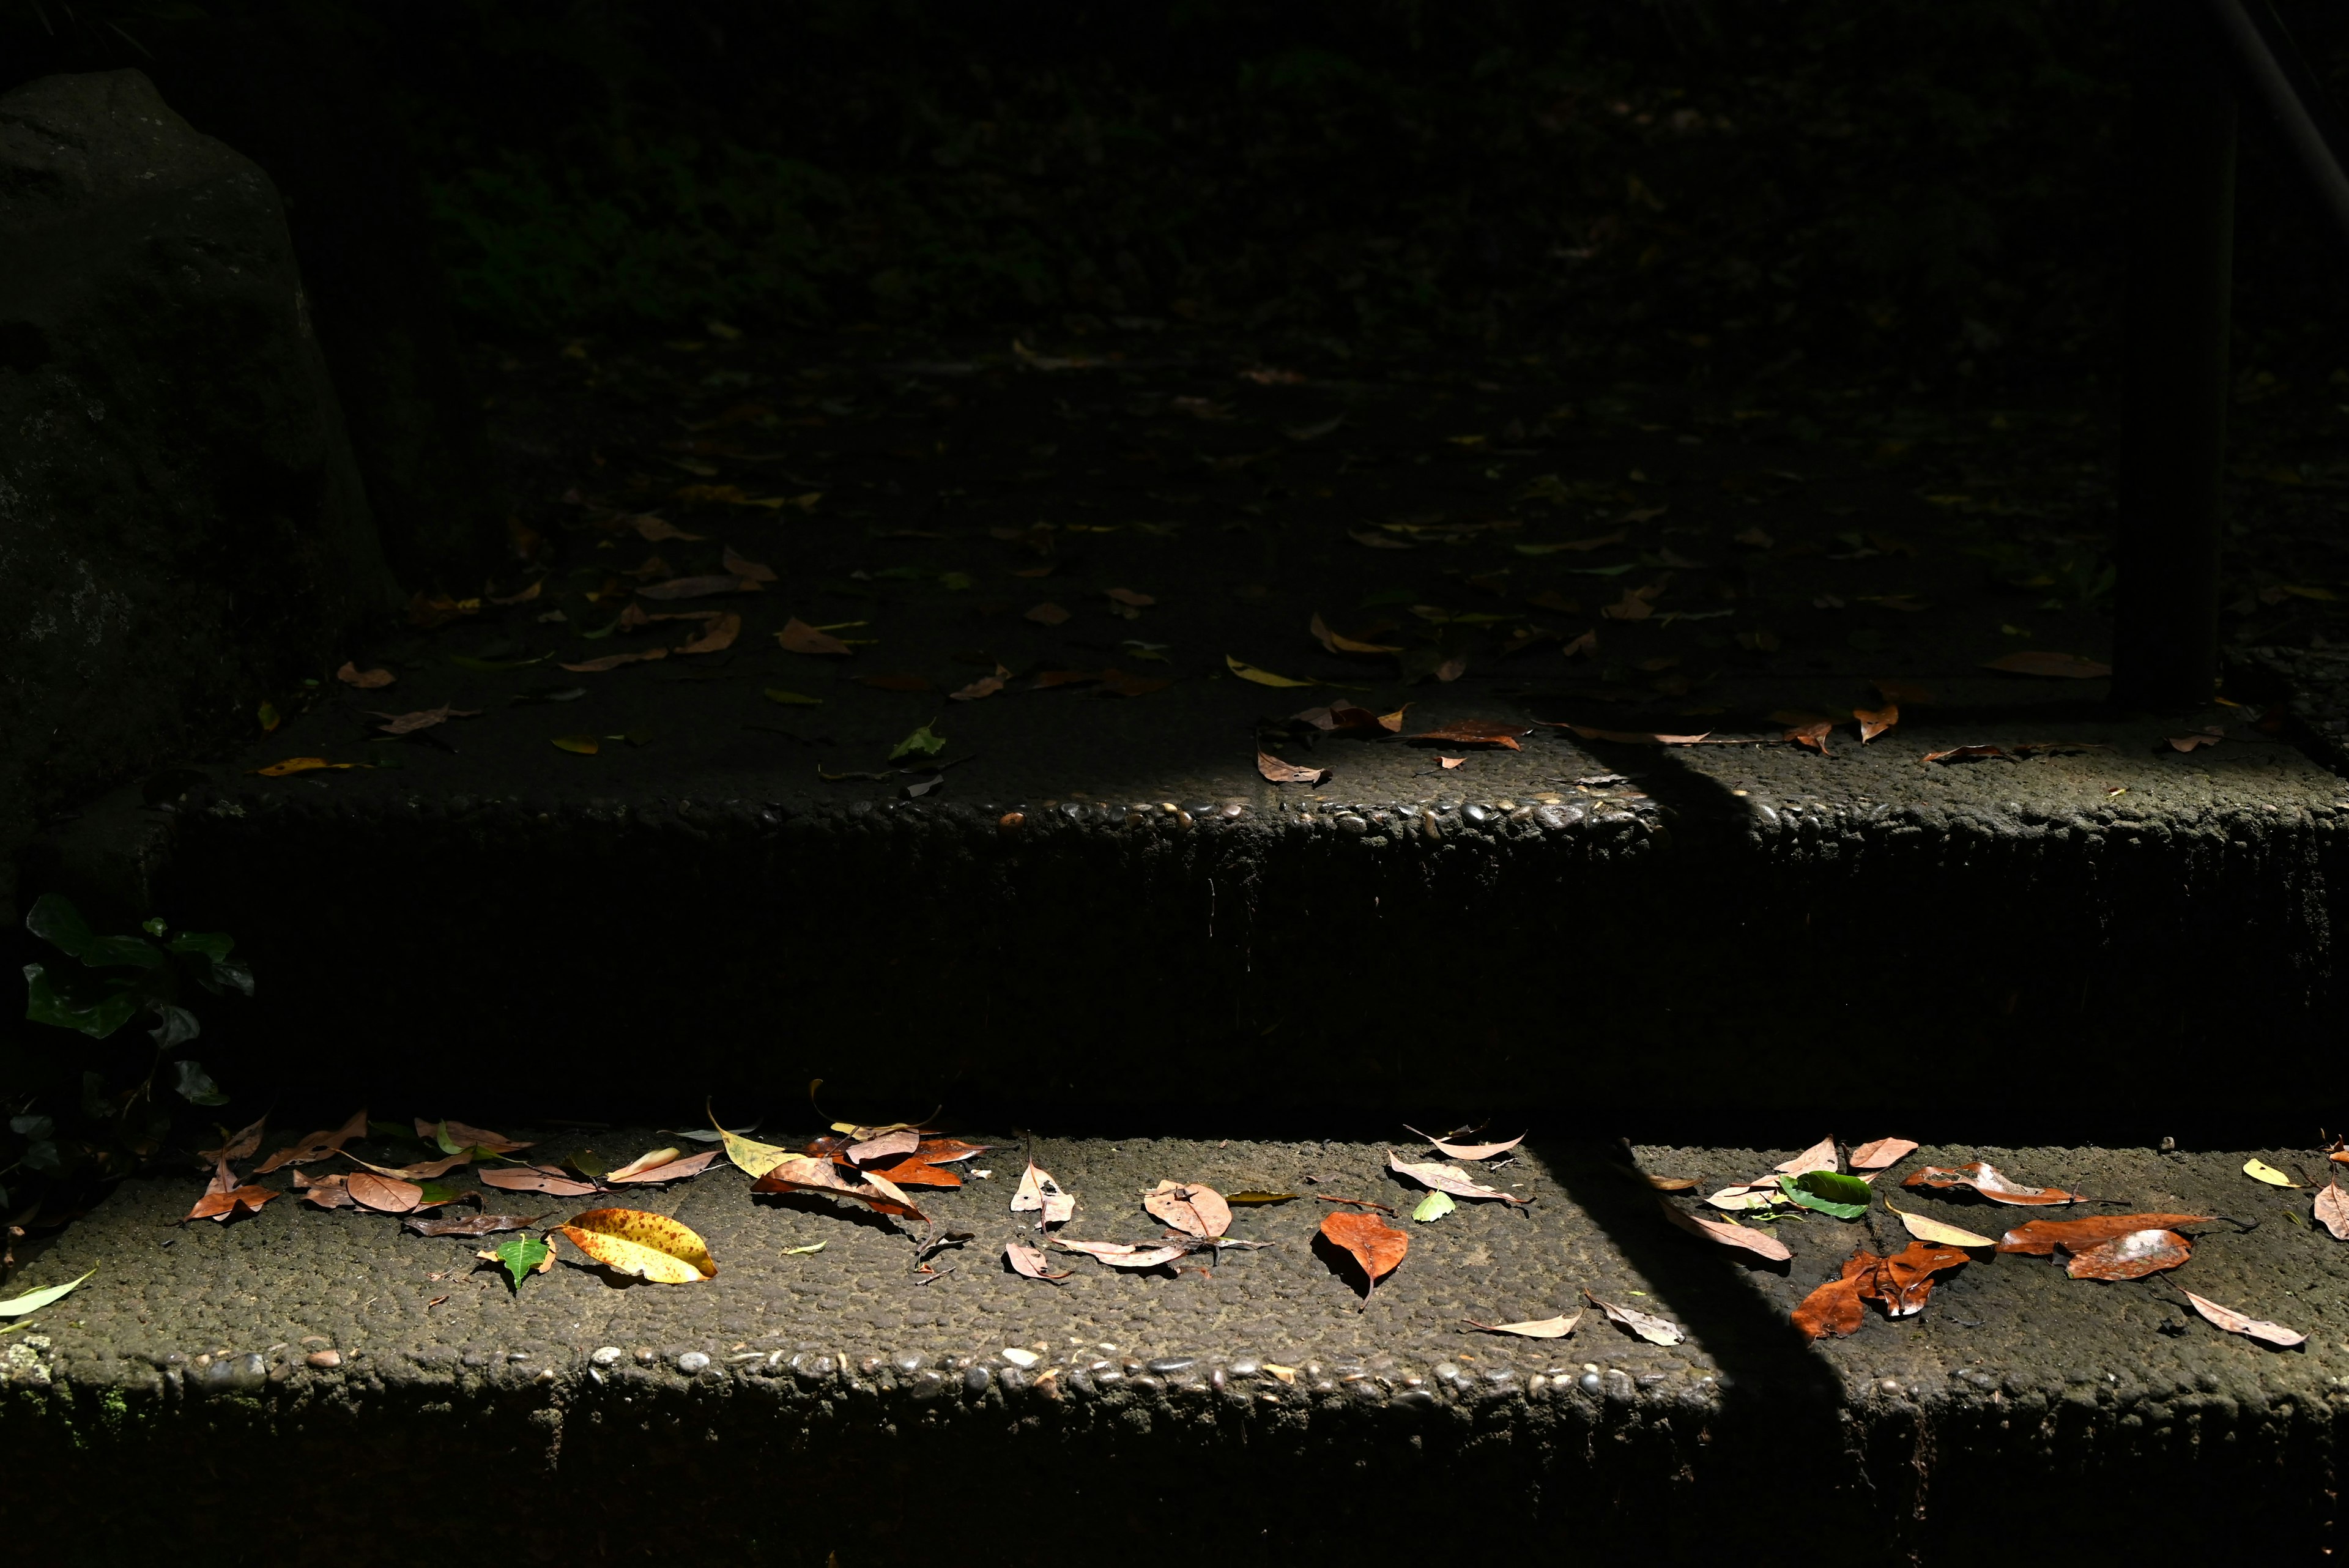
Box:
1226, 654, 1316, 688
708, 1099, 795, 1176
552, 735, 599, 754
248, 757, 362, 776
2243, 1157, 2299, 1188
1885, 1198, 1996, 1247
557, 1207, 716, 1283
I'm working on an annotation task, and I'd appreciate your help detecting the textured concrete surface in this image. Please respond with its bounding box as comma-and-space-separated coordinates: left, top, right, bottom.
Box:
4, 1132, 2342, 1561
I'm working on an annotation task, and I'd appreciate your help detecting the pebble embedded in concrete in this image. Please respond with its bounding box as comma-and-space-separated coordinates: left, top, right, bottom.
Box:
676, 1351, 710, 1375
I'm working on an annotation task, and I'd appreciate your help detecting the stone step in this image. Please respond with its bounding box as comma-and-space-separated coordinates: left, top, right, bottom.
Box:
2, 1132, 2340, 1561
32, 676, 2349, 1118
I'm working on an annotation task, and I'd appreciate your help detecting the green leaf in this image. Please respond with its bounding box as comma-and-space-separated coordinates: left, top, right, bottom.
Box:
937, 571, 975, 592
888, 724, 946, 760
173, 1059, 228, 1107
141, 918, 168, 938
491, 1234, 551, 1291
1411, 1189, 1457, 1223
31, 894, 162, 968
780, 1241, 828, 1256
0, 1269, 94, 1318
24, 964, 139, 1038
258, 701, 281, 732
166, 931, 234, 962
150, 1004, 201, 1052
415, 1181, 465, 1206
1779, 1172, 1869, 1220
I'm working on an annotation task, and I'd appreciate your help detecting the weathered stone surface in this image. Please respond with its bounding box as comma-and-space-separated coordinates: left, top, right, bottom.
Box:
0, 70, 396, 915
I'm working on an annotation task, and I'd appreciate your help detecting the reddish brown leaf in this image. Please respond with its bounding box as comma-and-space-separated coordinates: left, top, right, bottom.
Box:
777, 618, 853, 655
1920, 743, 2012, 765
346, 1172, 423, 1213
1559, 629, 1598, 658
1006, 1241, 1070, 1280
1142, 1181, 1231, 1239
753, 1155, 927, 1221
722, 546, 776, 582
368, 705, 481, 736
638, 574, 761, 600
479, 1164, 603, 1197
950, 675, 1004, 701
675, 612, 741, 655
604, 1149, 719, 1185
1854, 705, 1898, 743
1659, 1198, 1793, 1261
1792, 1255, 1874, 1340
1105, 587, 1155, 608
1406, 719, 1527, 751
1310, 612, 1403, 655
1983, 650, 2112, 679
198, 1113, 268, 1165
863, 1157, 962, 1189
2181, 1288, 2306, 1347
915, 1137, 989, 1164
1258, 751, 1331, 786
1025, 603, 1072, 626
1784, 719, 1834, 754
1849, 1137, 1919, 1170
1902, 1162, 2079, 1205
2062, 1227, 2192, 1280
1858, 1241, 1970, 1314
562, 648, 669, 672
335, 663, 395, 689
858, 672, 934, 692
418, 1120, 533, 1154
1320, 1209, 1409, 1296
254, 1109, 369, 1174
1996, 1213, 2214, 1255
291, 1170, 351, 1209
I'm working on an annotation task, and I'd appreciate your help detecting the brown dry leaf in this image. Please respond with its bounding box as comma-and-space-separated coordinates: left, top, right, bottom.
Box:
1792, 1255, 1873, 1340
1775, 1137, 1839, 1176
2181, 1288, 2306, 1348
1403, 1125, 1525, 1161
422, 1119, 532, 1154
675, 612, 741, 655
639, 574, 761, 600
346, 1172, 423, 1214
777, 619, 853, 656
1025, 603, 1072, 626
1319, 1209, 1409, 1298
1439, 756, 1466, 769
722, 546, 777, 582
915, 1136, 989, 1164
406, 1212, 544, 1237
1559, 629, 1598, 658
1387, 1152, 1531, 1203
1902, 1162, 2079, 1205
625, 515, 704, 542
2169, 729, 2225, 753
844, 1129, 922, 1164
1994, 1213, 2213, 1255
1659, 1198, 1793, 1261
858, 672, 933, 692
1310, 612, 1403, 655
2316, 1182, 2349, 1241
488, 579, 542, 606
1647, 1175, 1699, 1192
198, 1113, 268, 1165
1406, 719, 1526, 751
1920, 743, 2011, 765
1883, 1200, 1996, 1248
1142, 1181, 1231, 1239
1600, 584, 1660, 620
1258, 751, 1331, 786
1983, 650, 2112, 679
1096, 668, 1171, 697
344, 1150, 473, 1181
562, 648, 669, 673
1556, 724, 1712, 745
254, 1109, 368, 1174
185, 1157, 278, 1222
1105, 587, 1156, 608
604, 1149, 719, 1185
2063, 1228, 2192, 1280
1784, 719, 1834, 754
1850, 1137, 1918, 1170
950, 675, 1005, 702
336, 662, 396, 689
752, 1156, 927, 1222
291, 1170, 351, 1209
1006, 1241, 1071, 1281
1860, 1241, 1969, 1314
368, 705, 481, 736
479, 1164, 603, 1197
1052, 1239, 1192, 1269
1583, 1289, 1683, 1346
1011, 1159, 1075, 1227
1855, 705, 1898, 743
1463, 1311, 1581, 1339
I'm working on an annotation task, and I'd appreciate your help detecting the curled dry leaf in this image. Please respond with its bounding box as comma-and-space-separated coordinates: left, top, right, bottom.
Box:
1319, 1209, 1409, 1298
1406, 719, 1526, 751
1921, 744, 2012, 765
1775, 1137, 1839, 1176
950, 675, 1004, 702
863, 1156, 962, 1189
915, 1137, 989, 1165
409, 1211, 544, 1237
1006, 1242, 1070, 1281
675, 612, 741, 655
1902, 1162, 2078, 1205
480, 1164, 603, 1197
198, 1113, 268, 1166
2316, 1182, 2349, 1242
710, 1104, 795, 1177
1854, 705, 1898, 743
336, 662, 395, 689
605, 1148, 718, 1185
753, 1156, 926, 1221
291, 1170, 351, 1209
1982, 650, 2112, 679
626, 515, 702, 542
254, 1109, 369, 1174
1011, 1159, 1075, 1227
1464, 1311, 1581, 1339
1884, 1199, 1995, 1248
722, 546, 776, 582
1310, 612, 1402, 655
1583, 1290, 1683, 1347
1228, 655, 1316, 688
368, 705, 481, 735
344, 1150, 473, 1181
558, 1208, 716, 1284
777, 619, 853, 656
1995, 1213, 2213, 1256
1403, 1125, 1526, 1161
1257, 751, 1331, 786
423, 1119, 532, 1155
1784, 719, 1834, 754
1143, 1180, 1231, 1239
638, 574, 760, 600
1052, 1239, 1192, 1269
2063, 1228, 2192, 1280
1865, 1241, 1969, 1315
1849, 1137, 1919, 1170
1387, 1152, 1531, 1203
1792, 1255, 1872, 1341
186, 1156, 276, 1223
2181, 1289, 2306, 1348
1659, 1198, 1792, 1262
845, 1129, 921, 1164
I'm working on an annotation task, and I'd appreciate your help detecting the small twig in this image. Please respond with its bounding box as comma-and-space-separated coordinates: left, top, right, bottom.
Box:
1315, 1194, 1397, 1216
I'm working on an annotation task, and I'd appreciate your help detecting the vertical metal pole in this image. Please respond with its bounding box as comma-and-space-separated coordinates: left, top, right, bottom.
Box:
2112, 0, 2238, 711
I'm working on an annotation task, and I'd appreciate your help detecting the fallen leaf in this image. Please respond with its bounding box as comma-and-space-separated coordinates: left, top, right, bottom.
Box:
1883, 1200, 1996, 1247
1439, 756, 1466, 768
1902, 1162, 2079, 1205
1855, 705, 1898, 743
479, 1164, 603, 1197
863, 1156, 961, 1189
710, 1105, 795, 1177
625, 515, 704, 541
423, 1119, 531, 1155
1258, 751, 1331, 786
844, 1129, 921, 1164
950, 675, 1004, 701
291, 1170, 352, 1208
1319, 1209, 1409, 1298
1052, 1239, 1192, 1269
1412, 1190, 1455, 1222
1784, 719, 1834, 754
198, 1114, 268, 1165
249, 757, 366, 776
344, 1150, 473, 1181
777, 619, 853, 656
552, 734, 599, 754
1406, 719, 1526, 751
1647, 1175, 1700, 1192
1779, 1170, 1872, 1219
482, 1233, 555, 1289
2181, 1289, 2305, 1348
1403, 1125, 1526, 1161
185, 1156, 276, 1222
766, 688, 823, 705
2062, 1227, 2192, 1280
889, 723, 946, 760
1775, 1137, 1839, 1176
605, 1148, 719, 1185
780, 1242, 827, 1257
1025, 602, 1072, 626
1516, 530, 1625, 555
1310, 612, 1403, 655
0, 1269, 94, 1318
2243, 1157, 2298, 1187
675, 612, 741, 655
1006, 1242, 1071, 1280
1143, 1180, 1231, 1239
336, 662, 395, 689
1463, 1311, 1581, 1339
1387, 1152, 1531, 1203
1860, 1241, 1969, 1313
561, 648, 669, 673
1105, 587, 1156, 608
1920, 744, 2012, 765
722, 546, 776, 582
639, 574, 760, 600
1850, 1138, 1919, 1170
1583, 1290, 1683, 1346
2169, 729, 2225, 753
1982, 651, 2112, 678
368, 705, 481, 735
1228, 655, 1316, 688
1792, 1255, 1873, 1340
2317, 1182, 2349, 1241
254, 1109, 369, 1174
752, 1156, 927, 1221
1995, 1214, 2214, 1255
1224, 1191, 1300, 1205
1011, 1159, 1075, 1227
346, 1172, 425, 1213
1556, 724, 1712, 745
406, 1212, 546, 1237
558, 1207, 716, 1283
1659, 1198, 1793, 1261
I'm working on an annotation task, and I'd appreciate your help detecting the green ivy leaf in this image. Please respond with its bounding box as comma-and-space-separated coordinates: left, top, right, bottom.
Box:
173, 1059, 228, 1107
491, 1234, 551, 1290
888, 724, 947, 760
24, 964, 139, 1038
29, 894, 163, 968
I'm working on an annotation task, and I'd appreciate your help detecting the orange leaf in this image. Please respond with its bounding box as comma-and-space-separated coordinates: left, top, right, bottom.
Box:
1995, 1213, 2213, 1255
1792, 1255, 1873, 1340
335, 662, 395, 689
2061, 1227, 2192, 1280
1319, 1209, 1408, 1297
1858, 1241, 1969, 1313
1105, 587, 1155, 607
863, 1157, 962, 1189
1025, 603, 1072, 626
1406, 719, 1526, 751
254, 1109, 369, 1174
777, 618, 852, 656
675, 612, 741, 655
346, 1172, 423, 1213
1854, 705, 1898, 743
1310, 611, 1403, 655
1258, 751, 1330, 786
753, 1155, 927, 1222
